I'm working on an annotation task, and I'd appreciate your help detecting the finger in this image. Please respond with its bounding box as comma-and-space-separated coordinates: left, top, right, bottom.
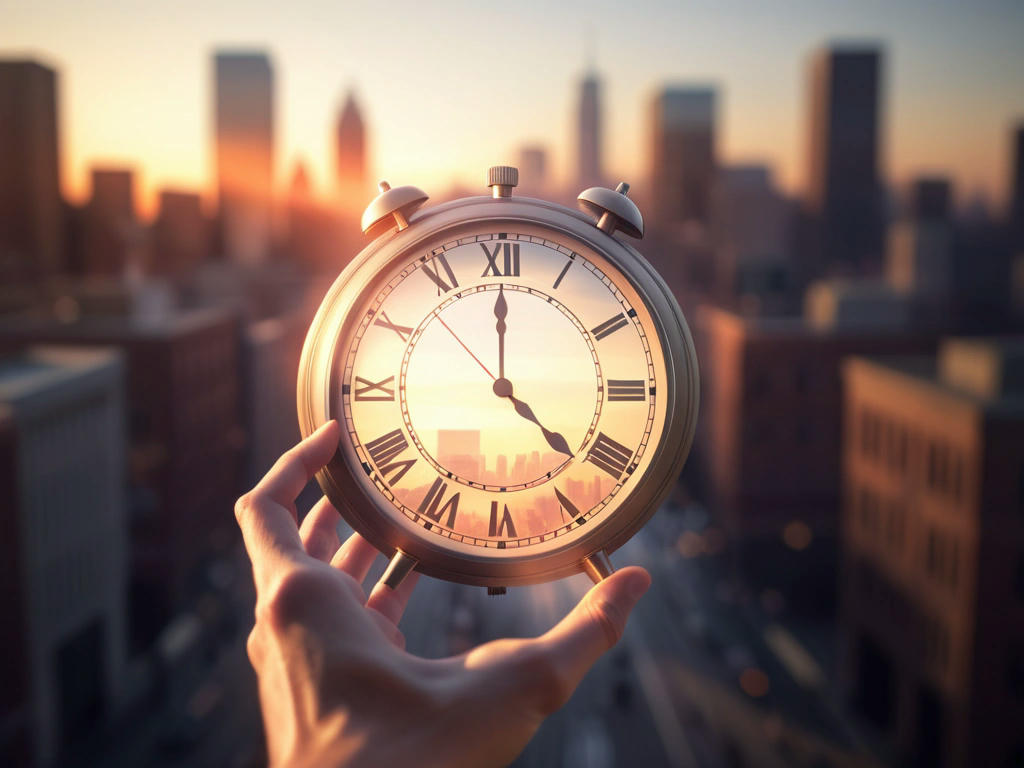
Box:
528, 567, 650, 709
299, 496, 341, 562
255, 420, 340, 514
330, 532, 381, 584
366, 570, 421, 626
235, 490, 304, 582
366, 608, 407, 650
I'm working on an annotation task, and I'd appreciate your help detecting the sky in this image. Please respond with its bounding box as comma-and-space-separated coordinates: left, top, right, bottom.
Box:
4, 0, 1024, 217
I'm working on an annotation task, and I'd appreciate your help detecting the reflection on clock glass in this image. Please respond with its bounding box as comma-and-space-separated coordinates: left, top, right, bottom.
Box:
339, 228, 665, 554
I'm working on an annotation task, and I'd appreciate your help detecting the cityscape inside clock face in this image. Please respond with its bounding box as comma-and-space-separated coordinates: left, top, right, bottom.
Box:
337, 225, 668, 556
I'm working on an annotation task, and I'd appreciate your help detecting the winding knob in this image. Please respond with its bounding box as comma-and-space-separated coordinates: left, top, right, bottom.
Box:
488, 166, 518, 198
361, 180, 429, 238
577, 181, 644, 239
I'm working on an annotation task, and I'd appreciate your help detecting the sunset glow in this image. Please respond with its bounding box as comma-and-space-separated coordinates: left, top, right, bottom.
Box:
5, 0, 1023, 216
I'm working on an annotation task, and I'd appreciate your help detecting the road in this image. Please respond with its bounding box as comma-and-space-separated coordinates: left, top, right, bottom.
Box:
78, 501, 876, 768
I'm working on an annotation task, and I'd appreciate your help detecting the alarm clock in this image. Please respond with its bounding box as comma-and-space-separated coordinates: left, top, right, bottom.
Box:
297, 166, 698, 593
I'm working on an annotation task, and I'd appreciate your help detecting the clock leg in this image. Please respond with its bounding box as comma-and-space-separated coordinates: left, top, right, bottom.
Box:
381, 549, 418, 590
582, 550, 615, 584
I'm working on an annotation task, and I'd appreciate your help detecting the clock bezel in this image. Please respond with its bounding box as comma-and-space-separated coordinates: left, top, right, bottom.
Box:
297, 195, 699, 586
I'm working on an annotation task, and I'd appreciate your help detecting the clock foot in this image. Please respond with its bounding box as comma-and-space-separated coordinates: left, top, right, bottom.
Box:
582, 551, 615, 584
381, 549, 418, 590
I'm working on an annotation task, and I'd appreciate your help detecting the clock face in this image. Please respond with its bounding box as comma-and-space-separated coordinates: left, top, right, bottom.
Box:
334, 222, 669, 559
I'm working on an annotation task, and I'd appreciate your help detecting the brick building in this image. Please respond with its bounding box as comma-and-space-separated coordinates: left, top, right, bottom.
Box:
697, 303, 937, 612
839, 339, 1024, 767
0, 308, 244, 651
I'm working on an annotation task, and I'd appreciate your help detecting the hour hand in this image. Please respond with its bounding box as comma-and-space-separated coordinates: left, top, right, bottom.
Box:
493, 377, 573, 458
494, 286, 507, 379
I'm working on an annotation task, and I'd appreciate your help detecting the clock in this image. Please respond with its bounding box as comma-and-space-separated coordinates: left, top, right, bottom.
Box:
297, 166, 698, 592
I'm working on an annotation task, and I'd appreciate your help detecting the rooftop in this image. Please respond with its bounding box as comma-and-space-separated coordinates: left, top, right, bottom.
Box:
0, 347, 121, 406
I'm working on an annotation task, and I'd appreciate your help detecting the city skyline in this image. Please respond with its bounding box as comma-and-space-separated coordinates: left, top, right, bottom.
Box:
4, 0, 1023, 217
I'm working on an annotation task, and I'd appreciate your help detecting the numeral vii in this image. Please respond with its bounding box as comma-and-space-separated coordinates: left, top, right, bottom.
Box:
422, 254, 459, 293
480, 242, 521, 277
364, 429, 416, 484
585, 432, 633, 480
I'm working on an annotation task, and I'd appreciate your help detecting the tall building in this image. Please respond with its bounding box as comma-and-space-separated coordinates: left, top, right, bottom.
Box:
697, 303, 937, 614
840, 339, 1024, 767
805, 46, 884, 274
576, 71, 602, 189
649, 87, 717, 230
151, 189, 209, 277
711, 164, 794, 309
517, 145, 548, 196
335, 91, 368, 210
887, 178, 954, 302
1010, 123, 1024, 252
0, 347, 127, 766
0, 308, 244, 652
0, 60, 62, 284
214, 51, 274, 265
83, 168, 137, 277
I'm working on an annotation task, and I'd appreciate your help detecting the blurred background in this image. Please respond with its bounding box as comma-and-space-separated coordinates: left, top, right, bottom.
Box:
2, 1, 1023, 766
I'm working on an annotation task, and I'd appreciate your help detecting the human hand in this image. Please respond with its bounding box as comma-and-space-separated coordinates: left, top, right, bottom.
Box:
235, 420, 651, 768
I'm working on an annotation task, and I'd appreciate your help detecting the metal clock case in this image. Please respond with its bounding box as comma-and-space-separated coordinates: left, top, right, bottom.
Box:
297, 166, 699, 592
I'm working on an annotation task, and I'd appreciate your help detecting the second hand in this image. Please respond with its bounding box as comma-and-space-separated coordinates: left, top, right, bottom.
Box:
436, 314, 496, 381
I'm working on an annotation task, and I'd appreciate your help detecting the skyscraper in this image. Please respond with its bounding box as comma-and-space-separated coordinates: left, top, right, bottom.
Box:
152, 189, 209, 277
83, 167, 136, 276
576, 71, 602, 189
805, 46, 884, 273
335, 91, 367, 210
518, 145, 548, 196
214, 51, 274, 264
1010, 123, 1024, 251
649, 87, 717, 230
0, 60, 62, 283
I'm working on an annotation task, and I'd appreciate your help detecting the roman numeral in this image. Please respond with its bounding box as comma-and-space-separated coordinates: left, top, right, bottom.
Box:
480, 242, 521, 277
353, 375, 395, 401
373, 311, 413, 342
417, 477, 460, 528
554, 487, 583, 525
607, 379, 646, 402
585, 432, 633, 480
422, 254, 459, 293
552, 259, 573, 289
591, 313, 629, 341
364, 429, 416, 484
489, 501, 518, 538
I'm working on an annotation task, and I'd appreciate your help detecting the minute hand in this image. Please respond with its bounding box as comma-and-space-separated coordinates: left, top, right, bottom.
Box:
508, 394, 573, 458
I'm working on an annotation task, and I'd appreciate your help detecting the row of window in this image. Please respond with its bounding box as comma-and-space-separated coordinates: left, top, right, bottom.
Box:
858, 406, 966, 504
855, 486, 907, 555
852, 482, 960, 593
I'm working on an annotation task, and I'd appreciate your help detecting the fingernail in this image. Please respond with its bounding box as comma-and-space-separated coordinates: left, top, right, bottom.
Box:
627, 571, 651, 601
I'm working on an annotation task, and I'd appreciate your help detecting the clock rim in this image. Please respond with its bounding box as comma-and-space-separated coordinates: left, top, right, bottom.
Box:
297, 195, 699, 586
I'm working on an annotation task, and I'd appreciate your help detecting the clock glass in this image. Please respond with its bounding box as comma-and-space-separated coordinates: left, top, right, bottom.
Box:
333, 220, 669, 559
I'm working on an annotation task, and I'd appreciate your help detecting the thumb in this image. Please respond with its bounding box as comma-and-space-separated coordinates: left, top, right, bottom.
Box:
535, 566, 650, 705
